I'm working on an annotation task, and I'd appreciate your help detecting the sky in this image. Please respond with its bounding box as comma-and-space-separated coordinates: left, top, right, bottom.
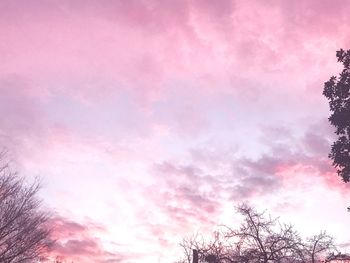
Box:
1, 0, 350, 262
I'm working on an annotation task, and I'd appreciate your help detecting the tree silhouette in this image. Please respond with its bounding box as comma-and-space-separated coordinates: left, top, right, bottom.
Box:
178, 204, 337, 263
323, 49, 350, 182
0, 151, 53, 262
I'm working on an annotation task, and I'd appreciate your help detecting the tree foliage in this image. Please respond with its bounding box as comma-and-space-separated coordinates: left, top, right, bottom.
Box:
178, 204, 336, 263
323, 49, 350, 182
0, 152, 52, 262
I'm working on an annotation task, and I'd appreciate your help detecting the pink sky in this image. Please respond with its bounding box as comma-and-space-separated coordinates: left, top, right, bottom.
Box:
1, 0, 350, 262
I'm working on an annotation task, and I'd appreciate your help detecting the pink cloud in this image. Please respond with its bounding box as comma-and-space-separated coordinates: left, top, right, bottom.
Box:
47, 216, 129, 263
0, 0, 346, 144
0, 0, 345, 101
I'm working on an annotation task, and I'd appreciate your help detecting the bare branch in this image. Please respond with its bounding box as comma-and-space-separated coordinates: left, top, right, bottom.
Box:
0, 154, 53, 262
178, 204, 338, 263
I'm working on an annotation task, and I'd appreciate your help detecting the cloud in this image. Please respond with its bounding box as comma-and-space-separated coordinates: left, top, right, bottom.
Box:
48, 216, 131, 263
150, 118, 349, 219
151, 162, 221, 224
0, 74, 50, 160
0, 0, 347, 146
1, 0, 346, 99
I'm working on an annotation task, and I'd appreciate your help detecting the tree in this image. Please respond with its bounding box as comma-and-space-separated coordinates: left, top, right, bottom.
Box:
323, 49, 350, 182
178, 204, 337, 263
304, 232, 335, 263
0, 152, 52, 262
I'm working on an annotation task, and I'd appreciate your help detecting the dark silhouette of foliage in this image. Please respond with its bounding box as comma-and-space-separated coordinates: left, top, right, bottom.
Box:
323, 49, 350, 182
0, 151, 52, 262
178, 204, 337, 263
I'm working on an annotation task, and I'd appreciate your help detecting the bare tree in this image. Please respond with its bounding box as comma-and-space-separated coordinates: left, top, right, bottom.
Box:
178, 232, 237, 263
225, 204, 305, 263
0, 152, 52, 262
178, 204, 337, 263
302, 232, 336, 263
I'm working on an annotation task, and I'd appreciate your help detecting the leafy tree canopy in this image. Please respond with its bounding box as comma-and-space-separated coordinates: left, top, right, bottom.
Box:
323, 49, 350, 182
